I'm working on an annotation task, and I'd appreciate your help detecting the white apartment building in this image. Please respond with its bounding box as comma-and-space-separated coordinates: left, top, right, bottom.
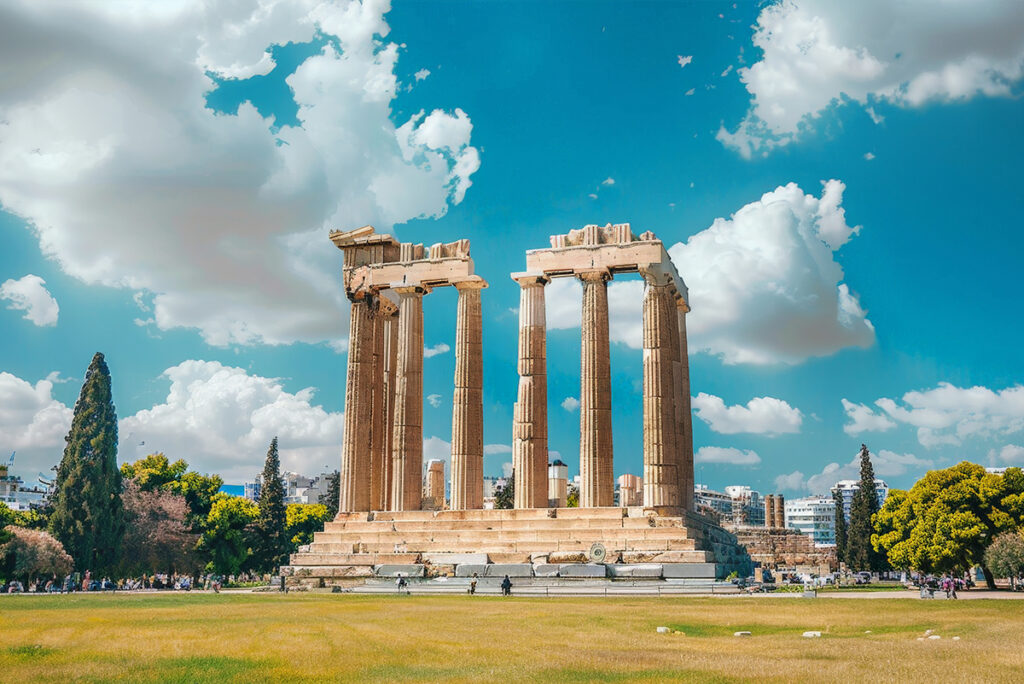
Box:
784, 495, 836, 547
831, 478, 889, 522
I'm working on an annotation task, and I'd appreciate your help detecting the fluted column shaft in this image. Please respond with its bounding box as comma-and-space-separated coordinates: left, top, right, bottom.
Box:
339, 297, 374, 514
450, 280, 486, 510
578, 270, 614, 507
641, 280, 679, 508
676, 306, 695, 511
512, 275, 549, 509
381, 312, 399, 511
368, 312, 386, 511
390, 287, 425, 511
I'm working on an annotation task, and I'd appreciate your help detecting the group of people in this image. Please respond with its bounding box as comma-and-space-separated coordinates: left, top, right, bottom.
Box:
917, 574, 968, 599
2, 570, 269, 594
396, 572, 514, 596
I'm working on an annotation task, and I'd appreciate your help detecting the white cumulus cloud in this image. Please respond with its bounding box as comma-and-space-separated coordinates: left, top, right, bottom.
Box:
871, 382, 1024, 449
775, 448, 934, 494
423, 435, 452, 472
427, 393, 442, 408
0, 275, 59, 327
423, 343, 451, 358
0, 0, 479, 349
119, 360, 344, 482
677, 55, 693, 68
719, 0, 1024, 157
561, 396, 580, 413
0, 371, 73, 468
990, 444, 1024, 465
694, 446, 761, 466
841, 398, 897, 435
483, 444, 512, 455
692, 393, 802, 435
545, 180, 873, 365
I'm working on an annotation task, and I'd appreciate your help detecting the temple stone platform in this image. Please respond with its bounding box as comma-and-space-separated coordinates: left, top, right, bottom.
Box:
283, 507, 752, 588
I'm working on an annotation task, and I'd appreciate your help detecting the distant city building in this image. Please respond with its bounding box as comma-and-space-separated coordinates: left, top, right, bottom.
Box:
831, 478, 889, 523
694, 484, 732, 520
986, 467, 1009, 475
423, 460, 446, 510
0, 458, 47, 512
482, 476, 508, 509
694, 484, 764, 525
784, 495, 836, 547
724, 485, 765, 526
243, 471, 333, 505
548, 460, 568, 508
617, 473, 643, 507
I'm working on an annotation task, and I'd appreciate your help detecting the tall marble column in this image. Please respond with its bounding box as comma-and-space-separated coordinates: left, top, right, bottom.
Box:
390, 286, 426, 511
339, 296, 374, 514
368, 310, 386, 511
578, 269, 614, 507
641, 278, 679, 508
676, 303, 695, 511
512, 274, 549, 509
380, 310, 399, 511
450, 279, 486, 510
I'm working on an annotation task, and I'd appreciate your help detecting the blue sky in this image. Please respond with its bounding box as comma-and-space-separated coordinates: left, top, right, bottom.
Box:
1, 0, 1022, 495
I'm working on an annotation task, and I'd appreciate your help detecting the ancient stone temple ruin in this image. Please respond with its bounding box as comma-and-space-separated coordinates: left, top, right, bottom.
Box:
284, 224, 751, 587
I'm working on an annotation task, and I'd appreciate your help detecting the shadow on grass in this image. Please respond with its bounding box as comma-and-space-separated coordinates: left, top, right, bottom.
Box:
104, 655, 266, 684
6, 645, 56, 659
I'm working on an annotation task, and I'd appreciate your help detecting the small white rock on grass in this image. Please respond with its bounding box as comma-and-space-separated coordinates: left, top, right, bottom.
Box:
656, 626, 670, 634
802, 631, 822, 638
734, 631, 752, 637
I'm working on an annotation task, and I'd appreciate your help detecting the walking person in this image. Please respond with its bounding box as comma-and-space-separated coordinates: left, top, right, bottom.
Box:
469, 573, 478, 595
396, 574, 409, 595
501, 575, 512, 596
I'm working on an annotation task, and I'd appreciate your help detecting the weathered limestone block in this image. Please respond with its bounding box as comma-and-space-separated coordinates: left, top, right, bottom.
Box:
455, 564, 490, 577
423, 553, 489, 565
374, 564, 426, 578
662, 562, 717, 579
532, 563, 560, 577
484, 564, 534, 577
607, 564, 663, 578
548, 551, 589, 564
558, 564, 607, 578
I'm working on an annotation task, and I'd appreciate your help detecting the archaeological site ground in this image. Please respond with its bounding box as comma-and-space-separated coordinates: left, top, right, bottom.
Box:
2, 594, 1022, 683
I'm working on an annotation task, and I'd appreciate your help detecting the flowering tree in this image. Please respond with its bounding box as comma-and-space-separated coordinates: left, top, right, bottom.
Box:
1, 525, 73, 583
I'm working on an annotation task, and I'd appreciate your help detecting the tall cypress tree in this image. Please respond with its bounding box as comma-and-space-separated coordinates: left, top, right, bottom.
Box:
833, 486, 848, 565
319, 470, 340, 520
846, 444, 883, 571
48, 352, 124, 573
253, 437, 288, 571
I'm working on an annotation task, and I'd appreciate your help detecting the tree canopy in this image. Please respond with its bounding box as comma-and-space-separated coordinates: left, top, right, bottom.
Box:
120, 480, 198, 575
197, 493, 258, 576
252, 437, 288, 572
1, 525, 73, 582
286, 503, 329, 547
833, 486, 848, 565
873, 462, 1024, 588
120, 453, 223, 527
48, 352, 124, 573
846, 444, 885, 571
984, 531, 1024, 588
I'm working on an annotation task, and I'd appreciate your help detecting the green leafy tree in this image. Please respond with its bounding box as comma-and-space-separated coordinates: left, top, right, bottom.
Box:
252, 437, 288, 572
873, 463, 1024, 588
566, 484, 580, 508
48, 352, 124, 573
120, 453, 188, 491
833, 487, 848, 565
846, 444, 884, 571
286, 503, 329, 548
197, 493, 258, 575
0, 502, 47, 530
494, 472, 514, 510
120, 454, 223, 528
984, 531, 1024, 589
320, 470, 340, 520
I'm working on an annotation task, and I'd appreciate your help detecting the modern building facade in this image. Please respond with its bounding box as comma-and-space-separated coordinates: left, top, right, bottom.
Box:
784, 495, 836, 547
831, 478, 889, 522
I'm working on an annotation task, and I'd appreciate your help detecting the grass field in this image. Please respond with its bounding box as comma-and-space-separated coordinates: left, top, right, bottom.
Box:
2, 593, 1022, 683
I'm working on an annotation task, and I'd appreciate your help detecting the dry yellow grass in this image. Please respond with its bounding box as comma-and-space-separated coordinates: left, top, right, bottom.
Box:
1, 593, 1022, 683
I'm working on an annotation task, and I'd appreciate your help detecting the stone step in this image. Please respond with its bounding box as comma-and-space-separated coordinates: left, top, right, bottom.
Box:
328, 516, 665, 533
311, 527, 692, 545
304, 537, 697, 556
286, 552, 420, 566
